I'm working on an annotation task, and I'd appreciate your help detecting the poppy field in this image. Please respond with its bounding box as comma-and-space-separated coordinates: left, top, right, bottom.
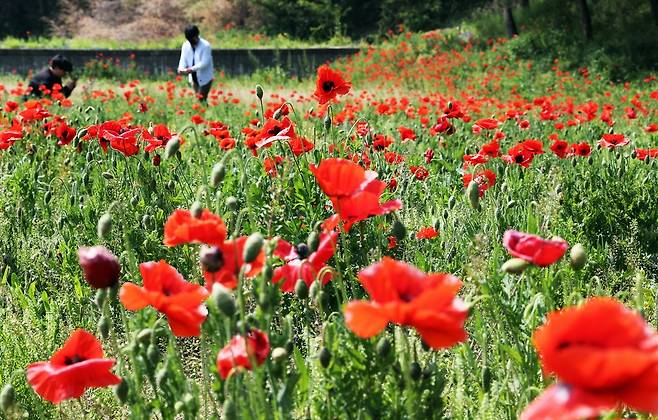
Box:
1, 30, 658, 419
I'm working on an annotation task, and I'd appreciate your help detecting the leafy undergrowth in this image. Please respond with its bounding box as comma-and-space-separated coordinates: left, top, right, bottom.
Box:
0, 30, 657, 419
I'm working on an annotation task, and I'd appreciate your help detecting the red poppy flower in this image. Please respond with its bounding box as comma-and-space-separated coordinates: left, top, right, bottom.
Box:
521, 139, 545, 155
289, 135, 314, 156
216, 328, 270, 380
463, 153, 489, 168
550, 139, 569, 158
272, 231, 338, 292
78, 246, 121, 289
416, 226, 438, 239
4, 101, 18, 113
105, 127, 141, 157
503, 230, 568, 267
312, 65, 351, 105
0, 124, 22, 150
410, 165, 429, 180
344, 257, 468, 349
521, 297, 658, 420
480, 140, 500, 158
164, 209, 227, 247
502, 144, 535, 167
599, 133, 629, 149
201, 236, 265, 290
424, 148, 434, 164
646, 123, 658, 133
120, 260, 209, 337
310, 158, 402, 231
255, 117, 296, 149
27, 329, 121, 404
569, 142, 591, 157
398, 126, 417, 141
463, 170, 496, 197
635, 148, 658, 161
473, 118, 500, 131
387, 235, 397, 249
142, 124, 174, 152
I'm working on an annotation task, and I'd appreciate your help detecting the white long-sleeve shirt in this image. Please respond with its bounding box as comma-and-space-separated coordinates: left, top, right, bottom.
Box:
177, 37, 214, 86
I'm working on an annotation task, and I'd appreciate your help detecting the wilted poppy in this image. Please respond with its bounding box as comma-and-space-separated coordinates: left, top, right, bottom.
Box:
344, 257, 468, 349
120, 260, 209, 337
164, 209, 227, 247
503, 230, 568, 267
521, 297, 658, 420
27, 329, 121, 404
216, 328, 270, 379
312, 65, 351, 105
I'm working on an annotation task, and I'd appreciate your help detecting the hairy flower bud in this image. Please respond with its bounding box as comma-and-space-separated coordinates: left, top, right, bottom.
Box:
570, 243, 587, 270
243, 233, 264, 263
78, 246, 121, 289
210, 163, 226, 188
501, 258, 530, 274
97, 213, 112, 238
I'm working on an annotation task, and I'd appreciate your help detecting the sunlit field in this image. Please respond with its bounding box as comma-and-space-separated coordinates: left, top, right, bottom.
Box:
1, 30, 658, 419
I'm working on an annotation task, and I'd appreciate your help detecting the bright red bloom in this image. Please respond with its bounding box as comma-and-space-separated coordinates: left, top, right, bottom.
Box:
410, 165, 429, 180
27, 329, 121, 404
120, 260, 209, 337
105, 127, 141, 156
201, 236, 265, 290
142, 124, 174, 152
521, 139, 545, 155
344, 257, 468, 349
164, 209, 228, 247
312, 65, 351, 105
272, 231, 338, 292
569, 142, 591, 157
599, 133, 629, 149
646, 123, 658, 133
310, 158, 402, 231
4, 101, 18, 113
255, 117, 296, 149
216, 328, 270, 380
502, 144, 535, 167
289, 136, 314, 156
521, 298, 658, 420
473, 118, 500, 131
480, 140, 500, 158
463, 153, 489, 168
635, 148, 658, 161
0, 123, 22, 150
550, 139, 569, 158
398, 126, 417, 141
503, 230, 568, 267
463, 169, 496, 197
416, 226, 438, 239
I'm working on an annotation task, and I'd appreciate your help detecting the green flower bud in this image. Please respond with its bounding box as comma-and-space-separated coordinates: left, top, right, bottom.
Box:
155, 366, 168, 389
392, 220, 407, 241
318, 347, 331, 368
466, 180, 480, 210
211, 284, 236, 317
307, 231, 320, 253
1, 384, 15, 411
97, 213, 112, 238
98, 315, 110, 339
165, 137, 180, 159
255, 85, 264, 99
114, 380, 129, 404
376, 337, 391, 358
409, 362, 422, 381
137, 328, 153, 345
294, 279, 308, 299
501, 258, 529, 274
147, 344, 159, 365
570, 243, 587, 270
271, 347, 289, 362
324, 114, 332, 130
223, 398, 237, 420
309, 280, 321, 300
482, 366, 492, 393
225, 196, 238, 211
174, 401, 185, 413
210, 163, 226, 188
94, 288, 107, 309
243, 233, 264, 263
448, 196, 456, 209
190, 201, 203, 218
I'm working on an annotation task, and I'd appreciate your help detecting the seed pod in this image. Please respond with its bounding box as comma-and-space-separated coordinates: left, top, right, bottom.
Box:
307, 231, 320, 253
255, 85, 264, 99
211, 284, 236, 317
318, 347, 331, 368
392, 220, 407, 241
409, 362, 422, 381
0, 384, 15, 411
97, 213, 112, 238
271, 347, 288, 362
210, 163, 226, 188
466, 180, 480, 210
114, 380, 129, 404
501, 258, 529, 274
98, 316, 110, 339
200, 245, 224, 273
570, 243, 587, 270
376, 337, 391, 358
294, 279, 308, 299
165, 137, 180, 159
191, 201, 203, 218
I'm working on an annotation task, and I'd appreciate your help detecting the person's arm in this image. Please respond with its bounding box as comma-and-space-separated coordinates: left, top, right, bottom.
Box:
190, 43, 211, 72
61, 78, 77, 98
178, 43, 189, 74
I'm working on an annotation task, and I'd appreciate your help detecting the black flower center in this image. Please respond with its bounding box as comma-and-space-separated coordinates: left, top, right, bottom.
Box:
514, 154, 525, 163
200, 246, 225, 273
296, 243, 310, 259
322, 81, 335, 92
267, 126, 282, 136
65, 354, 84, 365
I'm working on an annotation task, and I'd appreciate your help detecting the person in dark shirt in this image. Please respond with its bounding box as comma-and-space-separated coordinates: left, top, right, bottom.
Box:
28, 54, 77, 98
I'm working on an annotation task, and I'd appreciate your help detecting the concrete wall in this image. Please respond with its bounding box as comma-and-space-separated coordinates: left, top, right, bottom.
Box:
0, 47, 360, 77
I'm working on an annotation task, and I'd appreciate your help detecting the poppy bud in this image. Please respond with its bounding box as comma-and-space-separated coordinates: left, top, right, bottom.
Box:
243, 233, 264, 263
294, 279, 308, 299
174, 401, 185, 413
442, 209, 449, 220
210, 163, 226, 188
97, 213, 112, 238
255, 84, 264, 99
223, 398, 237, 420
506, 200, 516, 209
466, 181, 480, 210
142, 214, 151, 229
0, 384, 15, 411
263, 263, 273, 282
272, 347, 288, 362
318, 347, 331, 368
226, 196, 238, 211
130, 195, 139, 207
165, 137, 180, 159
78, 246, 121, 289
409, 362, 422, 381
211, 283, 236, 317
147, 344, 159, 365
307, 231, 320, 253
137, 328, 153, 345
392, 220, 407, 241
155, 366, 168, 389
114, 380, 129, 404
501, 258, 529, 274
376, 337, 391, 358
482, 366, 492, 392
323, 114, 332, 131
309, 280, 321, 300
448, 196, 456, 209
569, 243, 587, 270
98, 315, 110, 339
102, 171, 114, 180
189, 201, 203, 218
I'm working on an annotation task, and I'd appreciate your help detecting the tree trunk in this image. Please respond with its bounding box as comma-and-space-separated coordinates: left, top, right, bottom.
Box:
577, 0, 593, 41
503, 6, 519, 37
651, 0, 658, 26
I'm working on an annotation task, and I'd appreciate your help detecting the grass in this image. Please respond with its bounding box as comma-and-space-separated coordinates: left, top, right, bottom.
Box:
0, 29, 657, 419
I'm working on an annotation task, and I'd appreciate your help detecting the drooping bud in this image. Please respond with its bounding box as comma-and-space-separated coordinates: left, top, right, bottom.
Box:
137, 328, 153, 345
0, 384, 15, 411
211, 283, 236, 317
501, 258, 529, 274
190, 201, 203, 218
210, 163, 226, 188
243, 233, 264, 263
307, 231, 320, 253
323, 114, 332, 131
569, 243, 587, 270
271, 347, 288, 363
318, 347, 331, 368
164, 137, 180, 159
97, 213, 112, 238
225, 196, 238, 211
466, 181, 480, 210
448, 196, 456, 209
78, 246, 121, 289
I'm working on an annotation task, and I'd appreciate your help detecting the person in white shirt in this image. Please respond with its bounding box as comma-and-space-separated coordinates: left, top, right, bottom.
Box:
177, 25, 214, 102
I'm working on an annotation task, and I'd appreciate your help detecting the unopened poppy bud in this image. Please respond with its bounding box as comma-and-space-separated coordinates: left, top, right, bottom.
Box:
165, 137, 180, 159
501, 258, 529, 274
448, 196, 456, 209
466, 181, 480, 210
307, 231, 320, 253
190, 201, 203, 218
155, 367, 168, 389
0, 384, 15, 411
570, 243, 587, 270
174, 401, 185, 413
152, 154, 161, 166
183, 393, 196, 411
296, 242, 310, 259
255, 84, 264, 99
506, 200, 516, 209
226, 196, 238, 211
409, 362, 422, 381
223, 398, 237, 420
97, 213, 112, 238
263, 263, 273, 282
210, 163, 226, 188
114, 380, 129, 404
243, 233, 264, 263
102, 171, 114, 180
130, 195, 139, 207
309, 280, 321, 300
272, 347, 288, 362
376, 337, 391, 358
98, 315, 110, 339
318, 347, 331, 368
137, 328, 153, 345
272, 107, 282, 120
392, 220, 407, 241
94, 288, 107, 309
323, 114, 332, 130
482, 366, 492, 392
443, 209, 449, 219
294, 279, 309, 299
147, 344, 159, 365
78, 246, 121, 289
211, 283, 236, 317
